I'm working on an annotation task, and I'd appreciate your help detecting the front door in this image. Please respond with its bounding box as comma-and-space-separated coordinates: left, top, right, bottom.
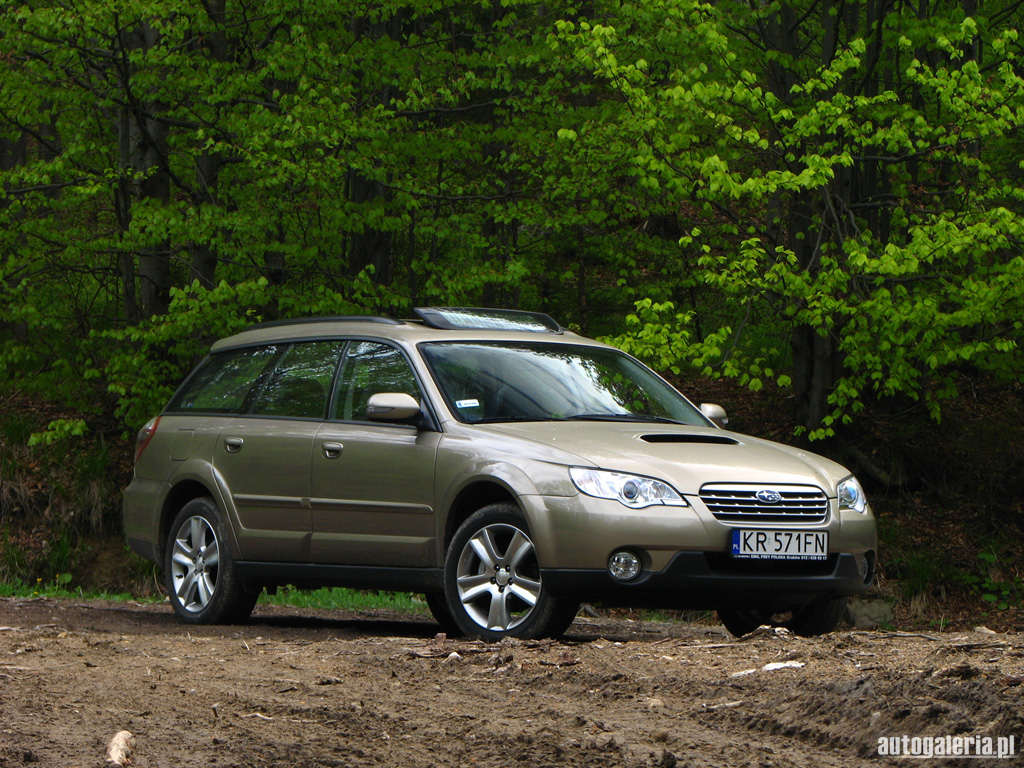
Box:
310, 341, 439, 566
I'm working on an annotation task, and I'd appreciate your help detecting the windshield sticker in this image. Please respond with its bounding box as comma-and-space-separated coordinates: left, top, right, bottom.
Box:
456, 399, 481, 409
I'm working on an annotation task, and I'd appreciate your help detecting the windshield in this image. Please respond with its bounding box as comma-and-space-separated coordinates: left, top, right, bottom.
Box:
419, 342, 709, 426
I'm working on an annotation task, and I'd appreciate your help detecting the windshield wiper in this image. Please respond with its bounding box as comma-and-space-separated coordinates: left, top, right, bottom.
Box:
473, 416, 544, 424
561, 413, 683, 425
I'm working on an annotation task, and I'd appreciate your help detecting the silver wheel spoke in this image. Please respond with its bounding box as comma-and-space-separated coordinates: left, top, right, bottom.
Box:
202, 541, 220, 568
505, 531, 533, 569
171, 540, 194, 569
457, 573, 493, 602
196, 573, 214, 607
486, 590, 512, 630
509, 578, 540, 607
190, 517, 207, 548
468, 530, 500, 570
177, 570, 197, 603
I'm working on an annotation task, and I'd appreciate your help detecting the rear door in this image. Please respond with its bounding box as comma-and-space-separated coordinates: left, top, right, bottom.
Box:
214, 340, 346, 562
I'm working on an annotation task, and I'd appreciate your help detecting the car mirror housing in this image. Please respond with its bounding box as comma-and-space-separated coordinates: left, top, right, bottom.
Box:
700, 403, 729, 428
366, 392, 422, 421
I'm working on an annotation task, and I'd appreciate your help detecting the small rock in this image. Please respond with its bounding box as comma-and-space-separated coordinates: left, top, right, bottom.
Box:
846, 598, 894, 629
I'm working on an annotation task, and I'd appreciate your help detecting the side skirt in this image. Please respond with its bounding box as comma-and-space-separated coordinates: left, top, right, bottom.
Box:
234, 562, 444, 593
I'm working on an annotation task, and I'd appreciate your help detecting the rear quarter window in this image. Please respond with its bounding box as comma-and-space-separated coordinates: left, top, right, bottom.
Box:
166, 345, 282, 414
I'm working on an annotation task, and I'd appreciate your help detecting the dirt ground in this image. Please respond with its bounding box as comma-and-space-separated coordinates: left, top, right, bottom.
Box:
1, 599, 1023, 768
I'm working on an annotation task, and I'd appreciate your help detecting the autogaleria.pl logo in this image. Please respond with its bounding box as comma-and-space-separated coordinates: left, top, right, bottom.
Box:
878, 735, 1016, 759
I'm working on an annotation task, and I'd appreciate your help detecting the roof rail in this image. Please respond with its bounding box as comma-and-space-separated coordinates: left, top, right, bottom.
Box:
248, 315, 404, 330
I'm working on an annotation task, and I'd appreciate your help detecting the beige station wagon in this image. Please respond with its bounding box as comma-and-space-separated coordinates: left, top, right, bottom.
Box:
123, 307, 877, 639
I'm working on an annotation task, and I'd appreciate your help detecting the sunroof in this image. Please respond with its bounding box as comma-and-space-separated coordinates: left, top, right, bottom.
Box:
414, 307, 563, 333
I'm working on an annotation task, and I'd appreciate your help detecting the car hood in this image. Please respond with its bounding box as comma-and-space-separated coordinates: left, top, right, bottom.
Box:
475, 421, 849, 496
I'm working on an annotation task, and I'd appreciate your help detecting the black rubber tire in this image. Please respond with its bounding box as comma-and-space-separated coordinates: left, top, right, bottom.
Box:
717, 608, 773, 638
444, 503, 578, 641
163, 497, 258, 625
423, 592, 464, 637
784, 596, 849, 637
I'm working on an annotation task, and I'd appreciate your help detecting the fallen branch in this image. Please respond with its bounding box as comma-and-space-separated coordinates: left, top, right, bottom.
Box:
850, 631, 939, 641
241, 712, 274, 721
943, 641, 1009, 652
701, 700, 744, 711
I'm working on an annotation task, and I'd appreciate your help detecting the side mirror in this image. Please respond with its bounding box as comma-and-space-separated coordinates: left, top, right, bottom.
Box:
700, 403, 729, 429
366, 392, 422, 422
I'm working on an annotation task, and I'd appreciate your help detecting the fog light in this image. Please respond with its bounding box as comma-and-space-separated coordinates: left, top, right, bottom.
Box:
608, 551, 642, 581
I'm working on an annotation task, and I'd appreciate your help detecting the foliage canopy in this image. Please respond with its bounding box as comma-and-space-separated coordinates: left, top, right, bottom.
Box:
1, 0, 1022, 446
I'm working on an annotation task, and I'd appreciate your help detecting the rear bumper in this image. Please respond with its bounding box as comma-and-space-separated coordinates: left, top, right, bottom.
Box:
541, 550, 875, 611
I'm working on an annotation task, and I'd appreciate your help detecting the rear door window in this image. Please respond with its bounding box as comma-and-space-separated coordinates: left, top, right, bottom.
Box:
249, 341, 347, 419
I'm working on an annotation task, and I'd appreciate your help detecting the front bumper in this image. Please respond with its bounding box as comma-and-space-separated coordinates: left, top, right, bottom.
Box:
522, 490, 877, 609
542, 550, 875, 611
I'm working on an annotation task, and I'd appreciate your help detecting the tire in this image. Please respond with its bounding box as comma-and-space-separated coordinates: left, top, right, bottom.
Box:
444, 503, 579, 641
423, 592, 463, 637
784, 596, 848, 637
717, 607, 773, 638
163, 497, 258, 624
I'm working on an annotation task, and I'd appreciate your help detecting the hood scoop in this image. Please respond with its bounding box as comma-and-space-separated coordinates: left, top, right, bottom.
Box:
640, 434, 740, 445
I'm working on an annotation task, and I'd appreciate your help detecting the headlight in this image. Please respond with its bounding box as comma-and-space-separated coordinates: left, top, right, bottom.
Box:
837, 476, 867, 514
569, 467, 688, 509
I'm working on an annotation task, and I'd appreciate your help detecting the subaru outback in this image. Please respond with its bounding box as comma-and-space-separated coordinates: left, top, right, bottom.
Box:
123, 307, 877, 639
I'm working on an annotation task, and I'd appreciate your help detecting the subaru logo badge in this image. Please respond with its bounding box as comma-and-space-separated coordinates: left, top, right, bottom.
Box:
756, 489, 782, 504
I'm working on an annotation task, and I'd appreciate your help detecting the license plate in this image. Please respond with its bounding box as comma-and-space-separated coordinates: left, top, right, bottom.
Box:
731, 529, 828, 560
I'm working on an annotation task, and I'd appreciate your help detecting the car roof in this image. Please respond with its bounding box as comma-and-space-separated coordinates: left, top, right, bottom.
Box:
209, 307, 605, 353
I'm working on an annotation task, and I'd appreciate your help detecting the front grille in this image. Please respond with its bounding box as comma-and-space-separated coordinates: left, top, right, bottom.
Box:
699, 484, 828, 524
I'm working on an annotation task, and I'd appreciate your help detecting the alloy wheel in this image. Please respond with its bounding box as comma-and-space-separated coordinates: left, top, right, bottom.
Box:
169, 515, 221, 614
455, 522, 541, 632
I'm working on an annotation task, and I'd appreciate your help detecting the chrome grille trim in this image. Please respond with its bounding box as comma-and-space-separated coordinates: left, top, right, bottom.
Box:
699, 483, 829, 524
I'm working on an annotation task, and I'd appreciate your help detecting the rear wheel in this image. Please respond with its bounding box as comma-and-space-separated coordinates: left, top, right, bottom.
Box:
164, 497, 258, 624
444, 503, 578, 641
785, 596, 848, 637
717, 608, 772, 638
718, 596, 849, 638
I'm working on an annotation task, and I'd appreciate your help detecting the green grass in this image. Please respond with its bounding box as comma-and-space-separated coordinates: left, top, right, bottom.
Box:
258, 586, 430, 614
0, 578, 713, 626
0, 575, 143, 602
0, 576, 431, 615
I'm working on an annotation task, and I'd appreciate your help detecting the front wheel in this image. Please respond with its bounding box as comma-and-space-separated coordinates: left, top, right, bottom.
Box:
164, 497, 258, 624
444, 503, 578, 641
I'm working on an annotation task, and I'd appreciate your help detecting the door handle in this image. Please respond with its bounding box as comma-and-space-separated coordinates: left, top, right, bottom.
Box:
321, 442, 344, 459
224, 437, 244, 453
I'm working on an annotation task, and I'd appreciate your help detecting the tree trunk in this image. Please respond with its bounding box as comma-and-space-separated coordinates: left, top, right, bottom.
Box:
121, 20, 172, 318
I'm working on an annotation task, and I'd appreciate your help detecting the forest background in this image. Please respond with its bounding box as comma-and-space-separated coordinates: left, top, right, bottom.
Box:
1, 0, 1023, 628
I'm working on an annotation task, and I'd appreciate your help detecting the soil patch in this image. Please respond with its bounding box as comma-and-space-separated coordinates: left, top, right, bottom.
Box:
2, 599, 1023, 767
